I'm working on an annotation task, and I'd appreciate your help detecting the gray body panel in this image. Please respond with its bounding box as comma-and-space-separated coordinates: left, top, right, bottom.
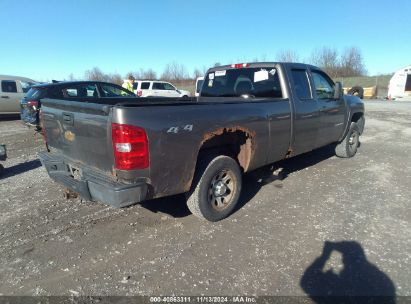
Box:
40, 63, 364, 205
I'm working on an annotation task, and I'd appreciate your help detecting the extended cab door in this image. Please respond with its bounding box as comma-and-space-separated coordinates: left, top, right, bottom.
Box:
310, 69, 346, 146
0, 80, 24, 113
288, 67, 321, 155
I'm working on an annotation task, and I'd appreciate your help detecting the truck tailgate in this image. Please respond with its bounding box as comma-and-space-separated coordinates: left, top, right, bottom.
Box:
41, 98, 114, 173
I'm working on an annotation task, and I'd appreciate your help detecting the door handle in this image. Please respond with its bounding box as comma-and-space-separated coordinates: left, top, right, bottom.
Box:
1, 96, 10, 99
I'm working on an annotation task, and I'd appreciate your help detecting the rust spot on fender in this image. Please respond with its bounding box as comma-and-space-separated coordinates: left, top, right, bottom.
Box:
199, 126, 256, 172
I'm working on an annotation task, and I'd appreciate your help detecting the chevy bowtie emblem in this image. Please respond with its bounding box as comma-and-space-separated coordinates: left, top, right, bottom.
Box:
64, 130, 75, 141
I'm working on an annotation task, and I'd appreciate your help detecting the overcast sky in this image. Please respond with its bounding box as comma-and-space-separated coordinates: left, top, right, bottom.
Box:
1, 0, 410, 81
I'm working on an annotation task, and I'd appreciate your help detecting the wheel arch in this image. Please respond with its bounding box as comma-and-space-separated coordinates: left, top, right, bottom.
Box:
351, 112, 365, 134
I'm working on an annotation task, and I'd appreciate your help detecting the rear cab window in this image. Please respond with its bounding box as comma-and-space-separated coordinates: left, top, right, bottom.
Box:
201, 66, 283, 98
291, 69, 312, 100
1, 80, 18, 93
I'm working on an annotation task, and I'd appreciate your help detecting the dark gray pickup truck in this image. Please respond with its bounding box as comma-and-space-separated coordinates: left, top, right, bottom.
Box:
39, 62, 365, 221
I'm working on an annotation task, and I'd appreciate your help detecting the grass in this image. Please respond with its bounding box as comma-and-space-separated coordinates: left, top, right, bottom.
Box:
335, 75, 392, 89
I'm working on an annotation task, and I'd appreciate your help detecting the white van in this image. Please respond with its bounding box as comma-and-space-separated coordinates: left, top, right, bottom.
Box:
0, 75, 37, 114
388, 66, 411, 99
133, 80, 191, 98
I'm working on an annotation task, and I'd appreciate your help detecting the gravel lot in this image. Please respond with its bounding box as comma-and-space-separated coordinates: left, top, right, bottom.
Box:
0, 100, 410, 298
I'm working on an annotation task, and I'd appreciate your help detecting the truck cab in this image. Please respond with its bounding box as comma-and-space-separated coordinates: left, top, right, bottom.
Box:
0, 75, 36, 114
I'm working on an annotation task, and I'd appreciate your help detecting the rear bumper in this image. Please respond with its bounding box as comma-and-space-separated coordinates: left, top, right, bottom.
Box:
39, 151, 148, 208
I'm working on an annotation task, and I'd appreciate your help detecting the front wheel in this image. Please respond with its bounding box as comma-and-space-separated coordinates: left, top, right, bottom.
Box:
186, 155, 242, 221
335, 122, 360, 158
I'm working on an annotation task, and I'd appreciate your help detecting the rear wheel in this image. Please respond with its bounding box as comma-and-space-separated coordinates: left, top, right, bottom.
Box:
186, 155, 242, 221
335, 122, 360, 158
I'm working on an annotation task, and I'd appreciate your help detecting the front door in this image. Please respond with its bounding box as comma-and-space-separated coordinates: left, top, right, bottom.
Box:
163, 83, 179, 97
310, 70, 346, 146
1, 80, 24, 113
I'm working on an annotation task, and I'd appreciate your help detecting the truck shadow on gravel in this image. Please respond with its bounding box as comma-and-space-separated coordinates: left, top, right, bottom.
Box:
300, 240, 396, 303
0, 159, 42, 180
140, 145, 337, 219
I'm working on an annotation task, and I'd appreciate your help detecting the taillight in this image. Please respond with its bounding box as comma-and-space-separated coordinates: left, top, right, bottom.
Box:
111, 123, 149, 170
27, 100, 38, 107
231, 63, 250, 68
27, 100, 39, 110
137, 90, 142, 97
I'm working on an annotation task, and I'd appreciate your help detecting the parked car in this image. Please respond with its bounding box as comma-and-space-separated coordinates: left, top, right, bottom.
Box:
21, 81, 136, 129
39, 62, 365, 222
0, 75, 37, 114
195, 76, 204, 97
133, 80, 191, 98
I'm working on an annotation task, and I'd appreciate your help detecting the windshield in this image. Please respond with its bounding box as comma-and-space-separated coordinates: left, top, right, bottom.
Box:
201, 67, 283, 98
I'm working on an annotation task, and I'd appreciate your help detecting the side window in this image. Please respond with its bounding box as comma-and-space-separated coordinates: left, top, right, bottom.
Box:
163, 83, 175, 90
100, 84, 135, 97
152, 82, 165, 90
20, 81, 35, 93
291, 69, 312, 100
311, 71, 335, 99
62, 84, 98, 98
196, 79, 204, 93
141, 82, 150, 89
1, 80, 18, 93
48, 87, 64, 99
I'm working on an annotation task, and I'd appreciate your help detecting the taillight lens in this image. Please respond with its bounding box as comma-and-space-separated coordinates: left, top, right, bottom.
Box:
27, 100, 39, 108
112, 123, 149, 170
137, 90, 142, 97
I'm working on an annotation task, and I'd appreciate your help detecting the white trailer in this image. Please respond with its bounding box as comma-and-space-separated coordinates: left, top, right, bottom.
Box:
388, 65, 411, 99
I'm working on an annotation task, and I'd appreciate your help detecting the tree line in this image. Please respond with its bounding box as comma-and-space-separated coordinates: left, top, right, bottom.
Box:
80, 46, 366, 85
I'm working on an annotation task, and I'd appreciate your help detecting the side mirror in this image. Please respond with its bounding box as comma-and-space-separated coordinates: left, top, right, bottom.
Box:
334, 82, 343, 99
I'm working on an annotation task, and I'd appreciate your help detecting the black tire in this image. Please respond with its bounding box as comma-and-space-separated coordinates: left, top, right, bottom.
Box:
186, 155, 242, 222
348, 86, 364, 99
0, 164, 4, 176
335, 122, 360, 158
